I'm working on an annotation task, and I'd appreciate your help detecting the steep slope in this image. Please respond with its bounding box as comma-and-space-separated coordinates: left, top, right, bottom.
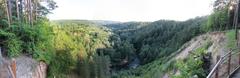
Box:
163, 31, 236, 78
113, 31, 235, 78
175, 32, 227, 60
106, 17, 207, 66
109, 17, 208, 78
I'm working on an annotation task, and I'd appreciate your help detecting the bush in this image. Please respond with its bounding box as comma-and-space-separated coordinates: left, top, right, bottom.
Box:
47, 49, 74, 78
226, 30, 237, 49
6, 38, 22, 57
172, 41, 211, 78
0, 18, 55, 63
0, 30, 22, 57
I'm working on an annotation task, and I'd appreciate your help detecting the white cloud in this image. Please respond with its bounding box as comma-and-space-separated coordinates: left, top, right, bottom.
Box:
48, 0, 214, 22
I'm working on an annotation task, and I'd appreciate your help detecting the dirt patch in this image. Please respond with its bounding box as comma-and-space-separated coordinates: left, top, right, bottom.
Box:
163, 32, 228, 78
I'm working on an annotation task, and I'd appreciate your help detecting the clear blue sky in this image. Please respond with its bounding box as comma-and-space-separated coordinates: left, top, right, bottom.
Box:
48, 0, 215, 22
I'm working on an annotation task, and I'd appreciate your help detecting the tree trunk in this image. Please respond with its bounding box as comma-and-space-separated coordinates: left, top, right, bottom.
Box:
33, 0, 37, 22
5, 0, 11, 27
29, 0, 33, 26
8, 0, 12, 23
19, 0, 23, 22
25, 0, 28, 24
16, 0, 20, 22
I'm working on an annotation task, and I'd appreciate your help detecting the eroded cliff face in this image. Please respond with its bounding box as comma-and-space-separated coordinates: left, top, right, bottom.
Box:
16, 56, 47, 78
163, 32, 231, 78
0, 56, 47, 78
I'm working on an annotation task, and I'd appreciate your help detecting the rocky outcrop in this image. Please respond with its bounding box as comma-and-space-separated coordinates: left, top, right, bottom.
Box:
16, 56, 47, 78
0, 56, 47, 78
0, 60, 11, 78
32, 61, 47, 78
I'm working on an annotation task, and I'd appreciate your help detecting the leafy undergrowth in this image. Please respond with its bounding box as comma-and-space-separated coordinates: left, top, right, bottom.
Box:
226, 30, 237, 49
112, 52, 177, 78
0, 19, 54, 64
172, 41, 212, 78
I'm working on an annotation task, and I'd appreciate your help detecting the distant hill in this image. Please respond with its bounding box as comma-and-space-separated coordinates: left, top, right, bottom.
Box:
91, 20, 120, 25
52, 20, 120, 26
105, 22, 150, 31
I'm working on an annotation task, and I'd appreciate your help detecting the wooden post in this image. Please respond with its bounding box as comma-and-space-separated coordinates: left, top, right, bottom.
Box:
234, 0, 239, 40
228, 51, 232, 75
10, 59, 16, 78
239, 51, 240, 65
0, 47, 2, 65
215, 55, 220, 78
0, 47, 2, 59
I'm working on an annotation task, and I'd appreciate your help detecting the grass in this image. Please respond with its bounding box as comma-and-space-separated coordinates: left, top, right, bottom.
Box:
226, 30, 237, 49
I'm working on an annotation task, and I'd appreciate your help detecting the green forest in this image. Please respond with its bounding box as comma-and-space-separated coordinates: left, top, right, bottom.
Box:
0, 0, 239, 78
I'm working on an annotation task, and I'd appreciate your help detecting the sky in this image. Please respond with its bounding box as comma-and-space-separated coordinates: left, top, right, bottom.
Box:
48, 0, 215, 22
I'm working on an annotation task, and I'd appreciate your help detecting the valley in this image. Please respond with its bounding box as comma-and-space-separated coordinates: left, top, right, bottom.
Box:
0, 0, 240, 78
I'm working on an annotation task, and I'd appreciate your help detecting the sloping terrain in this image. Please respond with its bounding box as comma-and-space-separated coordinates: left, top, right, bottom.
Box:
175, 32, 227, 61
163, 31, 236, 78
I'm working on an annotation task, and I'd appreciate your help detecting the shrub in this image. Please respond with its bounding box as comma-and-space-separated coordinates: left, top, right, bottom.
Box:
172, 41, 211, 78
226, 30, 236, 49
0, 30, 22, 57
6, 38, 22, 57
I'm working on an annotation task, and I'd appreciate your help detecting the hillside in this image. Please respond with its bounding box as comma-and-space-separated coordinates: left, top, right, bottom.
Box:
114, 30, 236, 78
164, 31, 235, 78
1, 0, 239, 78
0, 17, 235, 78
0, 30, 236, 78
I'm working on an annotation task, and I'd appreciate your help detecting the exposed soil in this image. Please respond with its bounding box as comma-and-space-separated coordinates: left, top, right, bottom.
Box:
163, 32, 230, 78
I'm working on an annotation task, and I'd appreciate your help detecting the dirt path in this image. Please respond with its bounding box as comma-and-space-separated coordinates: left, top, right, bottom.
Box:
230, 68, 240, 78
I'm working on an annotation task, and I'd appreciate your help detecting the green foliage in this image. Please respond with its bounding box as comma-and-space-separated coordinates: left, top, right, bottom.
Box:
0, 18, 54, 62
0, 30, 22, 57
113, 56, 176, 78
76, 55, 111, 78
139, 44, 158, 64
12, 21, 54, 63
47, 21, 111, 78
0, 5, 211, 77
205, 0, 238, 32
6, 38, 22, 57
107, 40, 136, 68
173, 56, 205, 78
99, 17, 208, 77
106, 17, 207, 65
226, 30, 237, 49
172, 41, 212, 78
0, 17, 209, 78
132, 17, 207, 64
47, 49, 75, 78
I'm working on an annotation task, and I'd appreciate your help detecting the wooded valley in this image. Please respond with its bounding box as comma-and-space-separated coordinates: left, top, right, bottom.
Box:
0, 0, 239, 78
